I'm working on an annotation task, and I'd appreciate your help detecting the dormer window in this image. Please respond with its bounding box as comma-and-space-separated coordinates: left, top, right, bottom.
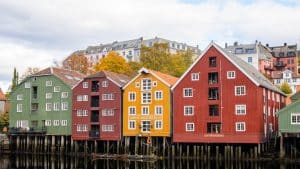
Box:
209, 57, 217, 67
235, 48, 243, 54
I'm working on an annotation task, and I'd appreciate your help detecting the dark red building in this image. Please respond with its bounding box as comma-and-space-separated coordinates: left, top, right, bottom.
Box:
172, 42, 286, 144
72, 71, 130, 141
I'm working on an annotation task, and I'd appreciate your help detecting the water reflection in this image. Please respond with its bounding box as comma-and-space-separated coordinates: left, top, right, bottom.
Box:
1, 154, 300, 169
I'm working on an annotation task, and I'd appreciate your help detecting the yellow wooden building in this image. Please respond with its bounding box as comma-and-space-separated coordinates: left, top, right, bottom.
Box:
123, 68, 178, 137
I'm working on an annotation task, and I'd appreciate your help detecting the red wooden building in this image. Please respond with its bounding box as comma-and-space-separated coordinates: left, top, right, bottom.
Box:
72, 71, 130, 141
172, 42, 286, 144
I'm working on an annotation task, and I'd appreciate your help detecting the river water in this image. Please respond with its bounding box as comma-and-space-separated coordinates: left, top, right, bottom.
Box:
0, 154, 299, 169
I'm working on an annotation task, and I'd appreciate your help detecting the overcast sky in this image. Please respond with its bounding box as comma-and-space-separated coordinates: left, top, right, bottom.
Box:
1, 0, 300, 92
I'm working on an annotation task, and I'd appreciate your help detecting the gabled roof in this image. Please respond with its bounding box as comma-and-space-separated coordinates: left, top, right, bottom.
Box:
122, 67, 178, 89
85, 71, 130, 87
276, 100, 300, 115
172, 42, 285, 95
0, 88, 6, 101
32, 67, 85, 87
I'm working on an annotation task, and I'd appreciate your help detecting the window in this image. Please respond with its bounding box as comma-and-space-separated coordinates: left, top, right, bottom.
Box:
45, 120, 51, 126
245, 48, 255, 54
25, 82, 31, 88
208, 87, 219, 100
155, 106, 163, 115
207, 123, 221, 133
155, 91, 163, 100
235, 86, 246, 96
183, 88, 193, 97
77, 124, 88, 132
102, 125, 114, 132
83, 95, 88, 101
31, 103, 38, 112
77, 110, 82, 116
135, 82, 140, 88
236, 122, 246, 131
61, 102, 68, 110
46, 93, 52, 99
46, 81, 52, 86
16, 120, 29, 128
128, 92, 136, 101
247, 57, 253, 63
17, 104, 22, 112
102, 93, 114, 100
102, 80, 108, 87
209, 57, 217, 67
83, 82, 88, 88
46, 103, 52, 111
53, 120, 60, 126
186, 123, 194, 132
129, 106, 136, 115
191, 73, 199, 81
92, 81, 99, 92
61, 92, 68, 98
54, 86, 61, 92
141, 120, 151, 132
61, 120, 67, 126
184, 106, 194, 116
291, 113, 300, 124
77, 95, 83, 101
102, 109, 114, 116
279, 52, 284, 57
209, 105, 219, 116
142, 79, 151, 90
129, 120, 136, 129
155, 120, 163, 130
208, 72, 218, 84
53, 102, 60, 111
227, 71, 236, 79
17, 94, 23, 100
152, 81, 157, 87
142, 92, 151, 104
142, 106, 149, 115
236, 105, 246, 115
235, 48, 243, 54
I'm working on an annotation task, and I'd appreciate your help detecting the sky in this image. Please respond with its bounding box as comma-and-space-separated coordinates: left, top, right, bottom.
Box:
1, 0, 300, 92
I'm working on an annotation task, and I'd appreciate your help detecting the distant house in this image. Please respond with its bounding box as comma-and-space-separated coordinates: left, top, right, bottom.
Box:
172, 42, 285, 144
0, 88, 7, 114
272, 69, 300, 94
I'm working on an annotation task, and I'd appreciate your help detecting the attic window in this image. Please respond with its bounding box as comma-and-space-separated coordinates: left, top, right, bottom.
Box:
245, 48, 255, 54
235, 48, 243, 54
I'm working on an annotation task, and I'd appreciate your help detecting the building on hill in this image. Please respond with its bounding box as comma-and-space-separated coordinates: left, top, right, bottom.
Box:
62, 37, 201, 67
122, 68, 178, 139
172, 42, 286, 144
272, 69, 300, 94
9, 67, 84, 137
225, 41, 274, 76
72, 71, 130, 141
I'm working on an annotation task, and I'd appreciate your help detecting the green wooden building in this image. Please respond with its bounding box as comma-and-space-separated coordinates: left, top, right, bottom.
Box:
9, 67, 84, 136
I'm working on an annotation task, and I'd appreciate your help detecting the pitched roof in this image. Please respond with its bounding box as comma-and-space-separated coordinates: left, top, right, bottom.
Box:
0, 88, 6, 101
85, 71, 130, 87
172, 42, 285, 95
276, 100, 300, 115
123, 67, 178, 89
32, 67, 85, 87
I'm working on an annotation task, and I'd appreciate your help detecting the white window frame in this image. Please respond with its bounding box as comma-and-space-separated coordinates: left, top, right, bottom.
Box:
191, 73, 199, 81
46, 80, 52, 86
185, 123, 195, 132
46, 93, 52, 99
53, 120, 60, 126
152, 81, 157, 87
17, 104, 22, 112
45, 120, 51, 126
128, 92, 136, 102
184, 106, 194, 116
61, 120, 67, 126
141, 92, 151, 104
235, 104, 246, 115
141, 120, 151, 133
128, 106, 136, 116
102, 80, 108, 87
83, 95, 88, 101
17, 94, 23, 100
77, 95, 83, 101
235, 86, 246, 96
142, 78, 152, 91
61, 92, 68, 98
77, 110, 83, 116
135, 82, 140, 88
155, 120, 163, 130
45, 103, 52, 111
54, 86, 61, 92
102, 125, 114, 132
102, 93, 114, 100
61, 102, 68, 111
155, 91, 163, 100
291, 113, 300, 125
128, 120, 136, 129
155, 106, 163, 115
25, 82, 31, 88
77, 124, 88, 132
53, 102, 60, 111
183, 88, 193, 97
102, 109, 114, 116
236, 122, 246, 132
83, 82, 88, 88
142, 106, 149, 115
227, 71, 236, 79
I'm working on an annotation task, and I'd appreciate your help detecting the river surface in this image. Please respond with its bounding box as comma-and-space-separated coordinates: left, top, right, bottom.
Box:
0, 154, 299, 169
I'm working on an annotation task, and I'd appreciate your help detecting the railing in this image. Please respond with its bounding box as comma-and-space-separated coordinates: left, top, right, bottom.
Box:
273, 62, 287, 67
8, 127, 47, 135
89, 130, 100, 138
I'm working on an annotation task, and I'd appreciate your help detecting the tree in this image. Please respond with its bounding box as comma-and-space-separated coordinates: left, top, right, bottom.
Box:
280, 82, 293, 94
20, 67, 40, 81
63, 52, 88, 74
93, 51, 132, 75
11, 67, 19, 91
0, 112, 9, 128
128, 61, 142, 76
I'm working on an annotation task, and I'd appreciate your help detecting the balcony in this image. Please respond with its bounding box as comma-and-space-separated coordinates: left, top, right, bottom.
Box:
208, 88, 219, 100
9, 127, 46, 135
91, 96, 99, 107
208, 72, 218, 84
273, 62, 287, 67
91, 110, 99, 123
89, 130, 100, 138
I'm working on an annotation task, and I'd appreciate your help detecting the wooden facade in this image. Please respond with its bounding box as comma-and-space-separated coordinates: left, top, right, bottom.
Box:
72, 71, 129, 141
172, 42, 285, 144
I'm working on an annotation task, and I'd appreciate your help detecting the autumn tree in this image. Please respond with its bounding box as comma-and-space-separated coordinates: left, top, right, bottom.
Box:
93, 51, 132, 76
280, 82, 293, 94
128, 61, 142, 76
63, 52, 88, 74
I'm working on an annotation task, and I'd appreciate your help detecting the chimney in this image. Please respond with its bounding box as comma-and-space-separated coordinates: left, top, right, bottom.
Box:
234, 41, 238, 46
284, 42, 287, 46
225, 43, 228, 48
266, 43, 269, 47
